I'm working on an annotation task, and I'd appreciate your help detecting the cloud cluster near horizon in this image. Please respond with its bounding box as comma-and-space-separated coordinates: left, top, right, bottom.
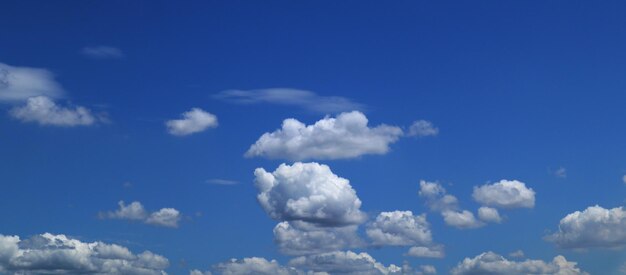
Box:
100, 201, 182, 228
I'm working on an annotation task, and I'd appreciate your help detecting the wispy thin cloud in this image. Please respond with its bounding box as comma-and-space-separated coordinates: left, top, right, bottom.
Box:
213, 88, 365, 114
206, 179, 238, 185
81, 46, 124, 59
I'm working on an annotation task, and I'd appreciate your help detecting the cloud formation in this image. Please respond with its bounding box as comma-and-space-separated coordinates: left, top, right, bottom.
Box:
165, 108, 218, 136
450, 251, 587, 275
472, 180, 535, 209
478, 206, 502, 223
406, 245, 445, 258
10, 96, 99, 126
101, 201, 181, 228
81, 46, 124, 59
419, 181, 484, 229
288, 251, 404, 275
545, 205, 626, 249
0, 63, 63, 102
0, 233, 168, 275
214, 88, 364, 114
441, 210, 485, 229
366, 211, 432, 246
211, 257, 301, 275
254, 162, 366, 226
273, 221, 363, 256
246, 111, 403, 160
407, 120, 439, 137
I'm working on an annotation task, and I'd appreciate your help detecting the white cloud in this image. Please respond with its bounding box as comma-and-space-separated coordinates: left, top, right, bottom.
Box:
254, 162, 366, 226
0, 233, 168, 275
366, 211, 432, 246
418, 180, 458, 212
407, 120, 439, 137
0, 62, 63, 102
450, 251, 588, 275
417, 265, 437, 275
214, 88, 364, 114
165, 108, 218, 136
273, 221, 363, 255
509, 250, 525, 258
81, 46, 124, 59
146, 208, 181, 228
288, 251, 404, 275
442, 210, 485, 229
10, 96, 99, 126
246, 111, 403, 160
189, 270, 212, 275
622, 175, 626, 185
212, 257, 302, 275
406, 245, 445, 259
545, 205, 626, 249
472, 180, 535, 209
478, 206, 502, 223
101, 201, 181, 228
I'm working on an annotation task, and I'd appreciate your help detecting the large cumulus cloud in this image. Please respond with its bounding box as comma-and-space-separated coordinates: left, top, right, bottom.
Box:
545, 205, 626, 249
254, 162, 366, 226
450, 251, 587, 275
273, 221, 363, 255
0, 233, 168, 275
246, 111, 403, 160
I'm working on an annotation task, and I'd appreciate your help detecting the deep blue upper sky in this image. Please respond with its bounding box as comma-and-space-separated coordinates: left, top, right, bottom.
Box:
1, 1, 626, 274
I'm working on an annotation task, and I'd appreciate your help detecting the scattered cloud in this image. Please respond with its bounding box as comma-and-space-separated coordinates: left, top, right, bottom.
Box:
166, 108, 218, 136
100, 201, 182, 228
554, 167, 567, 178
509, 250, 525, 258
10, 96, 99, 126
622, 175, 626, 185
416, 265, 437, 275
472, 180, 536, 209
407, 120, 439, 137
210, 257, 301, 275
288, 250, 404, 275
246, 111, 403, 161
366, 211, 433, 247
406, 245, 445, 258
273, 221, 363, 255
81, 46, 124, 59
0, 62, 63, 102
0, 233, 168, 275
214, 88, 365, 114
254, 162, 366, 226
206, 179, 238, 185
478, 206, 502, 223
441, 210, 485, 229
545, 205, 626, 249
450, 251, 588, 275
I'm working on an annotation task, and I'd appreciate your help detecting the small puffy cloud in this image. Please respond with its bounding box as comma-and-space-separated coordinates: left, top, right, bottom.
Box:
472, 180, 535, 209
450, 251, 588, 275
101, 201, 181, 228
509, 250, 525, 258
442, 210, 485, 229
81, 46, 124, 59
478, 207, 502, 223
417, 265, 437, 275
406, 245, 445, 259
0, 62, 63, 102
189, 270, 212, 275
366, 211, 432, 246
166, 108, 218, 136
545, 205, 626, 249
418, 181, 458, 212
10, 96, 99, 126
274, 221, 363, 256
0, 233, 168, 274
288, 251, 404, 275
246, 111, 403, 160
214, 88, 364, 114
622, 175, 626, 185
146, 208, 181, 228
212, 257, 301, 275
408, 120, 439, 137
254, 162, 366, 226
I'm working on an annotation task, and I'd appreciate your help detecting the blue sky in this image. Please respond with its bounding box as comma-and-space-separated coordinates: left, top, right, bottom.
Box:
2, 1, 626, 274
